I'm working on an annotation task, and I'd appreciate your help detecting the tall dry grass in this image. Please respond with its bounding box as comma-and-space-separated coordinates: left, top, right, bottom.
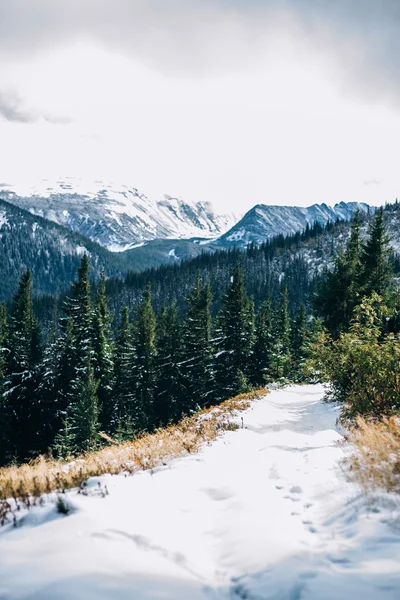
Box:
0, 389, 265, 523
348, 416, 400, 494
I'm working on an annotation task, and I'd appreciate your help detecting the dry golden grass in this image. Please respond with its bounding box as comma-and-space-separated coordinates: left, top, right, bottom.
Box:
348, 416, 400, 494
0, 389, 265, 516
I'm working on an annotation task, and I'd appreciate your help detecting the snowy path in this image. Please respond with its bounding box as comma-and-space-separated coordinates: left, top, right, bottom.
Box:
1, 384, 400, 600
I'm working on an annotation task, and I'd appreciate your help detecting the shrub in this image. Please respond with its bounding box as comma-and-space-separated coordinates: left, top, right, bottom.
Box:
311, 294, 400, 421
348, 416, 400, 493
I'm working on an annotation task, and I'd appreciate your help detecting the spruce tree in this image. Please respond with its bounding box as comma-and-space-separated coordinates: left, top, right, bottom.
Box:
216, 266, 254, 398
315, 212, 362, 335
133, 283, 157, 431
155, 304, 185, 425
5, 270, 44, 460
182, 275, 214, 409
61, 255, 99, 453
250, 295, 273, 387
291, 304, 308, 380
360, 208, 393, 298
269, 287, 292, 380
114, 307, 135, 438
0, 304, 9, 465
93, 272, 115, 432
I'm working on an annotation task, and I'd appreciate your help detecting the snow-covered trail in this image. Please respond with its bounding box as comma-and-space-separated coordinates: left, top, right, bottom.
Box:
1, 385, 400, 600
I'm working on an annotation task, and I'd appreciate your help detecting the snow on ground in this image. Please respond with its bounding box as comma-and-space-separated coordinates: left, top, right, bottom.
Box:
1, 385, 400, 600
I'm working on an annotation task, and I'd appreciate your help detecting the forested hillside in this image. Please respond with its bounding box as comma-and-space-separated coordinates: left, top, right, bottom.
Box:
106, 202, 400, 319
0, 198, 131, 300
1, 204, 399, 466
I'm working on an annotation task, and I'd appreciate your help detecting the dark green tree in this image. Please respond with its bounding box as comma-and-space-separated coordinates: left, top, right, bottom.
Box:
215, 266, 254, 397
0, 304, 9, 464
113, 307, 135, 438
250, 295, 273, 387
291, 304, 308, 379
270, 287, 291, 380
133, 284, 157, 430
155, 304, 185, 425
360, 208, 393, 298
5, 270, 44, 460
182, 275, 214, 409
315, 212, 362, 335
61, 255, 99, 453
93, 272, 115, 432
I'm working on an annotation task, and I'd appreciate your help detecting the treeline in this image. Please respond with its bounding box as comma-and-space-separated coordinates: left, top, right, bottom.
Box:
105, 219, 342, 321
0, 258, 319, 466
313, 208, 400, 420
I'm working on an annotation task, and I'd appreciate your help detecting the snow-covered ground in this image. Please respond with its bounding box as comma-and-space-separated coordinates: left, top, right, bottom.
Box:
1, 385, 400, 600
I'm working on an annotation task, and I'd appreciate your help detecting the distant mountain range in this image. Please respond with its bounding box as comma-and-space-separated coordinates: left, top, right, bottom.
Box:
0, 180, 237, 251
217, 202, 371, 247
0, 178, 383, 300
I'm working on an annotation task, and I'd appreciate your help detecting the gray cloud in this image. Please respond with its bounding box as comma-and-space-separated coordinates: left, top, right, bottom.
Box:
0, 1, 400, 103
0, 89, 72, 124
0, 90, 38, 122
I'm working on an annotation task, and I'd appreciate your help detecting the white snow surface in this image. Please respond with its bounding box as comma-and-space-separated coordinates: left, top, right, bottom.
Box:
1, 384, 400, 600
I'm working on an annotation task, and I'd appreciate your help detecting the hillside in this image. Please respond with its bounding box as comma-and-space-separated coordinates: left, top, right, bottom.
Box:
0, 385, 398, 599
106, 203, 400, 318
0, 198, 131, 301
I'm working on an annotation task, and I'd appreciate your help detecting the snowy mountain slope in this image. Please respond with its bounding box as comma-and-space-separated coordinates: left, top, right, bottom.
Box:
0, 198, 132, 300
216, 201, 371, 247
0, 385, 399, 600
0, 179, 238, 251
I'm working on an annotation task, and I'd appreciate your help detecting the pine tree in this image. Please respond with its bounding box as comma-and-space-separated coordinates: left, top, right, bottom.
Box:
269, 287, 291, 380
0, 304, 10, 465
155, 304, 185, 425
216, 266, 254, 398
291, 304, 308, 379
182, 275, 214, 409
133, 283, 157, 431
250, 295, 273, 387
315, 212, 362, 335
114, 306, 135, 437
61, 255, 99, 453
67, 360, 99, 453
93, 272, 115, 432
5, 270, 44, 460
360, 208, 393, 297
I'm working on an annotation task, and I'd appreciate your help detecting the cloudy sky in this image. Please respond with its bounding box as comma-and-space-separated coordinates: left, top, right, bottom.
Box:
0, 0, 399, 213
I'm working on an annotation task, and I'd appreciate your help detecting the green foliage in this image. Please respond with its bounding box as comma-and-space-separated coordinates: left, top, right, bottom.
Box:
316, 209, 394, 337
215, 266, 255, 397
182, 274, 214, 408
250, 295, 273, 387
113, 306, 135, 431
314, 295, 400, 421
269, 287, 292, 381
133, 283, 157, 430
155, 303, 185, 425
93, 271, 115, 432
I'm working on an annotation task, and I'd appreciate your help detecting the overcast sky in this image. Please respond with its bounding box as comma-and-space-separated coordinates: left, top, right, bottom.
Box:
0, 0, 399, 213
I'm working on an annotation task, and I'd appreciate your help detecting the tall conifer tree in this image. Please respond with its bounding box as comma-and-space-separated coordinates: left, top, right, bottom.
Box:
155, 304, 185, 425
5, 270, 44, 459
114, 306, 135, 437
93, 272, 115, 432
250, 295, 273, 387
216, 266, 254, 397
133, 284, 157, 431
182, 275, 214, 409
360, 208, 393, 297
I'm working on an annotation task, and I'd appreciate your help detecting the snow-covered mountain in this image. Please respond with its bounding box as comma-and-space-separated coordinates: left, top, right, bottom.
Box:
0, 179, 238, 251
217, 201, 371, 247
